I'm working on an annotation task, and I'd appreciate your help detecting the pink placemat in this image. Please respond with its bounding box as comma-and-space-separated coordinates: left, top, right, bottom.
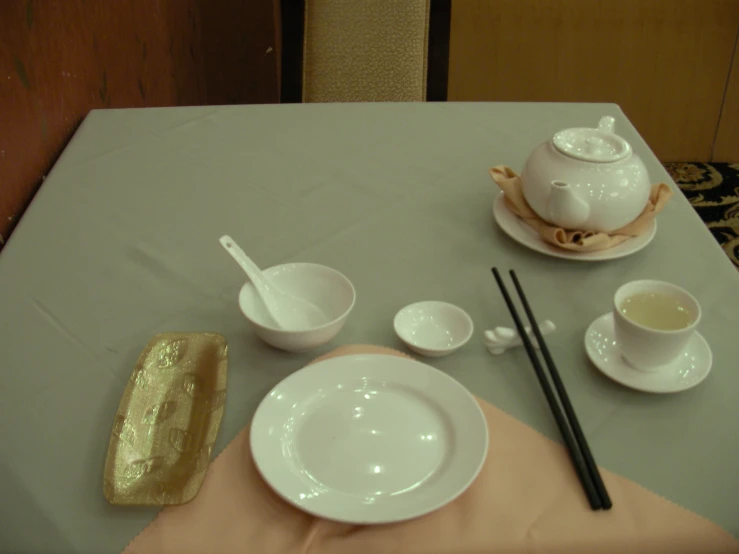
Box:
123, 345, 739, 554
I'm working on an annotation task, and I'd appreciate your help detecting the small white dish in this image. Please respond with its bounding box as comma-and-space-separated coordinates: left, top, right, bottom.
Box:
585, 312, 712, 394
250, 354, 489, 524
238, 263, 355, 353
492, 192, 656, 262
394, 301, 474, 357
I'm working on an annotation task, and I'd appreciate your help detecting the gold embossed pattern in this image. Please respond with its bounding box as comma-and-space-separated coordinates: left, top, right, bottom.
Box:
103, 333, 228, 506
303, 0, 430, 103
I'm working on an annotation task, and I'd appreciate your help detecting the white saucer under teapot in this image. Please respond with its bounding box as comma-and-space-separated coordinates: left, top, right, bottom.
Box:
521, 116, 651, 232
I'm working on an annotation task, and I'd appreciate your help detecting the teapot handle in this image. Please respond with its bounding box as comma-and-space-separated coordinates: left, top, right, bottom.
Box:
598, 116, 616, 134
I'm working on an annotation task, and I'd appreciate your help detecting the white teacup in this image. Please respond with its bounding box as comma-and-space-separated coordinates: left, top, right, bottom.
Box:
613, 280, 701, 372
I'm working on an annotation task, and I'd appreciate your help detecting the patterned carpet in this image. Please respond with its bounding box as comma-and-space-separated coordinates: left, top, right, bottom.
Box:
664, 162, 739, 269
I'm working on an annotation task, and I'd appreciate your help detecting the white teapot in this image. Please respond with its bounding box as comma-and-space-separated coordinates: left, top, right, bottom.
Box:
520, 116, 651, 232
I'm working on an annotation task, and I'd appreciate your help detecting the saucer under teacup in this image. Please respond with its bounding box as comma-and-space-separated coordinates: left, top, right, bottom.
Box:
584, 313, 712, 394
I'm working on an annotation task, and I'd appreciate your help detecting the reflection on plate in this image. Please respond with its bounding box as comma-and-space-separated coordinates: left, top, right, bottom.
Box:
492, 192, 656, 261
249, 354, 488, 524
103, 332, 228, 505
585, 313, 712, 394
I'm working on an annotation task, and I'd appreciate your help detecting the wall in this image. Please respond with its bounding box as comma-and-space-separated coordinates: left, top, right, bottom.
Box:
0, 0, 279, 246
448, 0, 739, 162
714, 34, 739, 161
198, 0, 279, 104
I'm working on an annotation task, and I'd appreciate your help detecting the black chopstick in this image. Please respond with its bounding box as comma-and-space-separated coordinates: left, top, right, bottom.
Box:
509, 270, 612, 510
491, 268, 609, 511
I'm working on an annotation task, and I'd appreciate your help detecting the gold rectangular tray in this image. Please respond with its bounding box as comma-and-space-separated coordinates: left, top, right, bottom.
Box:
103, 332, 228, 506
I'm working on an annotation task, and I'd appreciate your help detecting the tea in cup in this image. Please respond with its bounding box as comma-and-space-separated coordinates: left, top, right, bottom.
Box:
613, 280, 701, 372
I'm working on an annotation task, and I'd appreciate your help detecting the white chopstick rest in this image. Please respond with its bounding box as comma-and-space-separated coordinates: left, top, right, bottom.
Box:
484, 320, 557, 355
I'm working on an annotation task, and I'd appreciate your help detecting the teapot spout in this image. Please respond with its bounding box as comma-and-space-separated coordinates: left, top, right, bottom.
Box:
547, 181, 590, 229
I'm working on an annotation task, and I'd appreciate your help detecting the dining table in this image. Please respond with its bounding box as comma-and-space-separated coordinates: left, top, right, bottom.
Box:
0, 101, 737, 554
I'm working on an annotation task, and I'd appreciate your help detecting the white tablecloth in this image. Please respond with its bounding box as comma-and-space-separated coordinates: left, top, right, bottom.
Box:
0, 102, 737, 553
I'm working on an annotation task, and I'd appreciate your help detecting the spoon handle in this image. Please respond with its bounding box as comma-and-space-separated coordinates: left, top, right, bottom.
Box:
219, 235, 279, 304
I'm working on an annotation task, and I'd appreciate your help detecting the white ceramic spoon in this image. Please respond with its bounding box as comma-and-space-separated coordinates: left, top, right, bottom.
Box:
219, 235, 328, 330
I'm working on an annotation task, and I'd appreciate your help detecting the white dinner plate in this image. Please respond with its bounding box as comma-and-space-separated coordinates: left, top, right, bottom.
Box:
492, 192, 656, 262
249, 354, 489, 524
585, 313, 712, 394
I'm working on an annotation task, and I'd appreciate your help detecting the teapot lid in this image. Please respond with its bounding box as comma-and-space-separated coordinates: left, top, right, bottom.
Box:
552, 116, 631, 163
